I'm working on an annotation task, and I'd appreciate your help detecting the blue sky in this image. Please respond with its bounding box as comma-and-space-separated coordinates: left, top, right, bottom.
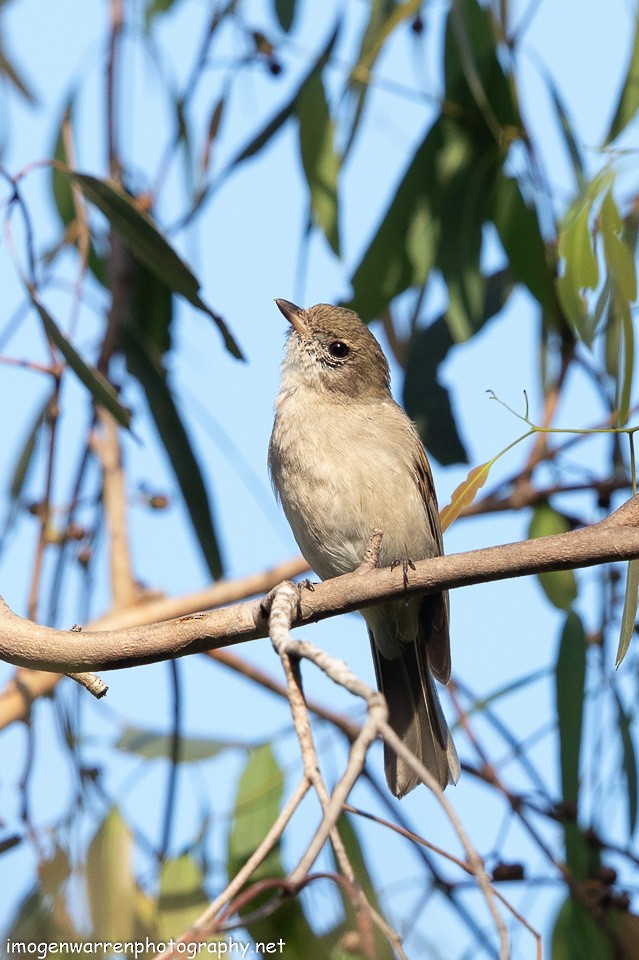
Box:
0, 0, 638, 956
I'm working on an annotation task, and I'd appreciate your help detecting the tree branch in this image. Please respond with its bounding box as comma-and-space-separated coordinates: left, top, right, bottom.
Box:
1, 496, 639, 674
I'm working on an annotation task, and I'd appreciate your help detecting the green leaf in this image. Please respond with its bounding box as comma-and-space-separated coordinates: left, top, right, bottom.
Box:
9, 396, 49, 502
600, 189, 637, 423
145, 0, 183, 28
274, 0, 297, 32
226, 21, 340, 172
556, 169, 615, 345
65, 171, 243, 359
551, 895, 615, 960
129, 260, 173, 362
228, 744, 284, 878
157, 854, 211, 942
600, 189, 638, 303
0, 41, 37, 105
403, 317, 468, 465
545, 72, 586, 189
86, 808, 135, 941
31, 295, 132, 429
529, 506, 578, 610
605, 12, 639, 144
296, 71, 341, 254
616, 558, 639, 667
123, 330, 224, 579
331, 815, 394, 960
404, 269, 511, 467
493, 173, 557, 316
445, 0, 519, 129
613, 689, 638, 833
50, 102, 108, 287
346, 129, 438, 321
51, 101, 76, 229
437, 141, 502, 340
226, 745, 319, 954
555, 612, 588, 882
116, 725, 243, 761
346, 0, 422, 155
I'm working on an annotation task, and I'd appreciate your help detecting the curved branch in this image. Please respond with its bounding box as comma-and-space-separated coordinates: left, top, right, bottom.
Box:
2, 496, 639, 674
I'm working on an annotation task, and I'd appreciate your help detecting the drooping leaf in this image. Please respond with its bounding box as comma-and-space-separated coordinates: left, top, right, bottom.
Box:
145, 0, 185, 29
551, 894, 615, 960
225, 21, 340, 172
403, 317, 468, 466
296, 70, 341, 254
31, 295, 132, 429
556, 612, 588, 882
346, 127, 438, 321
439, 459, 493, 531
556, 611, 586, 806
201, 96, 226, 177
600, 188, 638, 303
157, 854, 212, 942
86, 808, 135, 942
116, 725, 244, 761
529, 506, 578, 610
445, 0, 519, 129
122, 330, 224, 579
63, 171, 243, 359
274, 0, 297, 32
545, 71, 586, 189
50, 101, 107, 287
556, 169, 614, 345
493, 173, 557, 316
0, 40, 37, 104
346, 0, 422, 154
227, 746, 317, 955
613, 689, 638, 833
616, 558, 639, 667
128, 260, 173, 362
51, 101, 76, 229
9, 396, 49, 502
228, 744, 284, 878
330, 815, 395, 960
436, 140, 502, 340
605, 12, 639, 145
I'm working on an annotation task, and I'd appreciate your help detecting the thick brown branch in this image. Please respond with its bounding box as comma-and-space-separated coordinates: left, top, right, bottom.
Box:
1, 496, 639, 674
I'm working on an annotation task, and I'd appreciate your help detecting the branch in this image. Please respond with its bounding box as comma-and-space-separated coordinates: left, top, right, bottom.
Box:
2, 496, 639, 673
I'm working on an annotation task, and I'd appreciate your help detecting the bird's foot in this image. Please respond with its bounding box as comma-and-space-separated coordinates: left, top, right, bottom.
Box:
390, 557, 416, 591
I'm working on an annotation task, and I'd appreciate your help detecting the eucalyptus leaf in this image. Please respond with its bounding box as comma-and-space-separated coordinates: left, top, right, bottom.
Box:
116, 725, 244, 761
529, 506, 578, 610
296, 70, 341, 254
616, 558, 639, 667
31, 295, 132, 429
613, 689, 638, 833
64, 171, 243, 359
123, 330, 224, 579
86, 808, 135, 942
605, 11, 639, 144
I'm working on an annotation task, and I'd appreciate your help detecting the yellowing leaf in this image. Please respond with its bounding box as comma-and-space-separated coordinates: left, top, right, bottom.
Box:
439, 459, 493, 531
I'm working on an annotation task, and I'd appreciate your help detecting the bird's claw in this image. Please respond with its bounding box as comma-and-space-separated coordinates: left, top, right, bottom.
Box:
391, 558, 415, 591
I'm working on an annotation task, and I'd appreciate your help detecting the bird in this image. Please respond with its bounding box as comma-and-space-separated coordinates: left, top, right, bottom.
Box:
268, 299, 459, 797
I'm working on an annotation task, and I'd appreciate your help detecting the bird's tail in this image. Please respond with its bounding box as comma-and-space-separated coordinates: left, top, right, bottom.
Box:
369, 597, 459, 798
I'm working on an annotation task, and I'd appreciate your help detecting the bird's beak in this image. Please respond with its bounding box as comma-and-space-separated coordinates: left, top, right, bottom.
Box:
275, 298, 309, 336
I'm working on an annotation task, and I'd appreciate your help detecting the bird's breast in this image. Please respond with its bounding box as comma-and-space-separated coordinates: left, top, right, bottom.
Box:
269, 394, 437, 580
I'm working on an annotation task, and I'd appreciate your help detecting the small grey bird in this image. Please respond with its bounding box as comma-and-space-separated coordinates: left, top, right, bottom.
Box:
268, 299, 460, 797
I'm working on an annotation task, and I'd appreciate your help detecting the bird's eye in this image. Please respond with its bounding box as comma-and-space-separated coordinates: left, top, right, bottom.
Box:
328, 341, 350, 359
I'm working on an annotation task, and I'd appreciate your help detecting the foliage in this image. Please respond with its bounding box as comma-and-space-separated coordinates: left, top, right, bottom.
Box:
1, 0, 639, 957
